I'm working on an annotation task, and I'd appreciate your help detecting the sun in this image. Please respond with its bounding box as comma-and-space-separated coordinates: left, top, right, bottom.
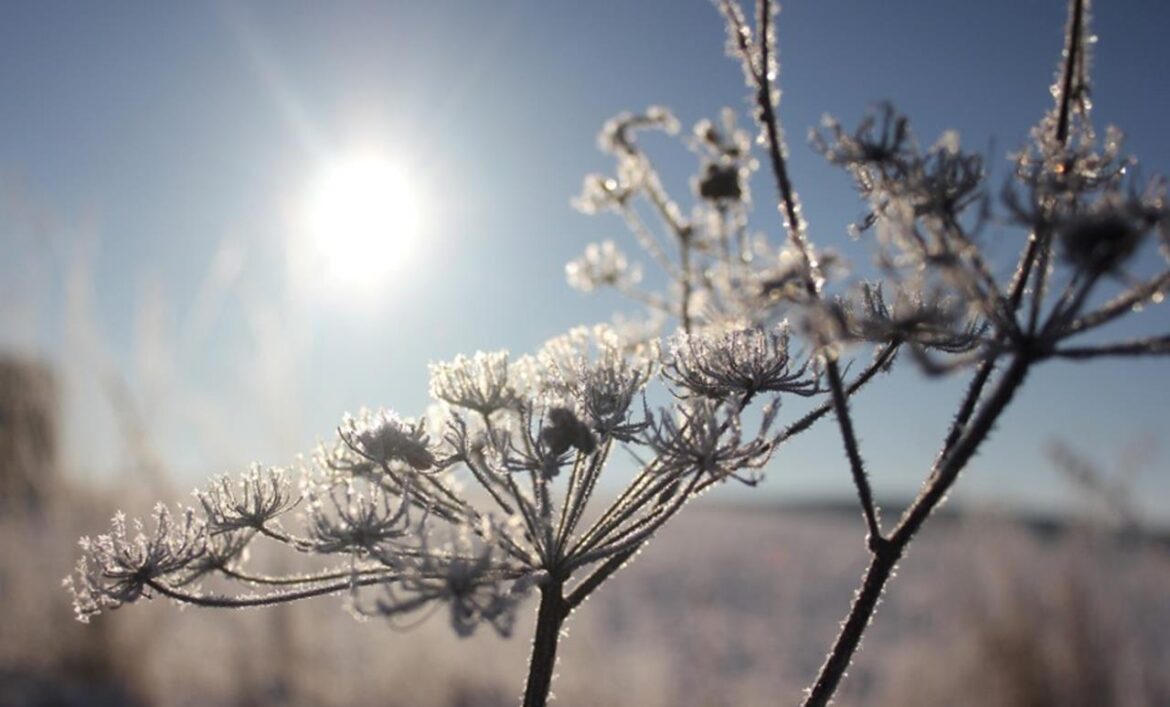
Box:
305, 153, 424, 293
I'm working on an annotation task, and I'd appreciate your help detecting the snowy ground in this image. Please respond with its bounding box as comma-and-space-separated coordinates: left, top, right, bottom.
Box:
3, 500, 1168, 706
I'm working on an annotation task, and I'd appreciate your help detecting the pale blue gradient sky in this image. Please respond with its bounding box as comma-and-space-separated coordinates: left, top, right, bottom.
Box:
1, 1, 1168, 518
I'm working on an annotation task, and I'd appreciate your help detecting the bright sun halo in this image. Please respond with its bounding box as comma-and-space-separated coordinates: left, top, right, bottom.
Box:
306, 153, 423, 292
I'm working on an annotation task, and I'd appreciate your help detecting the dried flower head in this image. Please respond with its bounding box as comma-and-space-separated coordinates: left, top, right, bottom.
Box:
307, 481, 412, 555
368, 526, 533, 638
196, 465, 298, 533
429, 351, 518, 417
346, 410, 437, 471
66, 505, 208, 621
565, 241, 643, 293
664, 324, 818, 399
643, 398, 778, 483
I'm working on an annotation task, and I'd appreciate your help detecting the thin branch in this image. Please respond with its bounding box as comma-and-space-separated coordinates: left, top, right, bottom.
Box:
803, 354, 1032, 706
566, 471, 704, 610
825, 360, 883, 543
1062, 271, 1170, 337
146, 574, 395, 610
1053, 335, 1170, 359
1055, 0, 1086, 146
779, 342, 898, 441
217, 565, 387, 587
566, 547, 634, 611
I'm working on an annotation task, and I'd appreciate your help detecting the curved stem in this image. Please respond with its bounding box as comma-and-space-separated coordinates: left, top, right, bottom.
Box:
146, 574, 395, 609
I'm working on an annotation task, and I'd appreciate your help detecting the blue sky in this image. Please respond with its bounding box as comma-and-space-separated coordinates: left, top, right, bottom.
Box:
2, 1, 1168, 519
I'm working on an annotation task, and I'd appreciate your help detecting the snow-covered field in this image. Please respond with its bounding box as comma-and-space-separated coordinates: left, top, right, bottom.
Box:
4, 501, 1167, 706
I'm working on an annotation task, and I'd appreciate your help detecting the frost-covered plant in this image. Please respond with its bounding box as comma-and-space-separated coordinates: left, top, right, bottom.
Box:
68, 0, 1169, 705
569, 0, 1168, 703
68, 323, 832, 707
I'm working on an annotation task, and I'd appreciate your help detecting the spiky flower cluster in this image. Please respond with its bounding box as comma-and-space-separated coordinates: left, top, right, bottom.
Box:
664, 324, 819, 400
67, 322, 817, 642
566, 241, 643, 294
66, 505, 208, 621
429, 351, 518, 417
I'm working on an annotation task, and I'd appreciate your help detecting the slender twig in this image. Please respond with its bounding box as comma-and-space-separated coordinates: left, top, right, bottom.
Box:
1053, 335, 1170, 359
736, 0, 885, 546
1062, 271, 1170, 336
825, 361, 883, 544
218, 565, 387, 587
800, 0, 1094, 701
753, 0, 810, 262
146, 574, 395, 610
679, 236, 694, 334
803, 354, 1032, 706
1055, 0, 1086, 146
566, 547, 634, 611
779, 343, 898, 441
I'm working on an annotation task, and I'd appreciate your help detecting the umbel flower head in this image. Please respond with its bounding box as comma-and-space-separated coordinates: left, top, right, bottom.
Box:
664, 323, 819, 400
523, 324, 656, 441
196, 464, 297, 533
65, 504, 208, 622
566, 241, 643, 293
307, 480, 412, 555
345, 409, 437, 471
429, 350, 519, 417
691, 108, 756, 205
365, 523, 535, 638
642, 397, 779, 484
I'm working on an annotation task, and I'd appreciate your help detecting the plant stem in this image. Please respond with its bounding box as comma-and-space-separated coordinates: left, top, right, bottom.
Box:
801, 354, 1032, 707
679, 237, 694, 334
825, 359, 883, 545
1055, 0, 1085, 146
800, 544, 902, 706
522, 579, 568, 707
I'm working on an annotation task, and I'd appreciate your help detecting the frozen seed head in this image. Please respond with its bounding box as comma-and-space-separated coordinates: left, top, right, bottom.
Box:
349, 410, 437, 471
66, 504, 209, 621
566, 241, 642, 293
307, 481, 412, 555
692, 110, 755, 205
814, 104, 984, 228
530, 325, 655, 440
665, 324, 818, 399
196, 464, 298, 533
643, 398, 777, 481
696, 162, 744, 202
540, 407, 597, 457
429, 351, 517, 417
1059, 211, 1143, 276
369, 528, 532, 638
848, 282, 983, 354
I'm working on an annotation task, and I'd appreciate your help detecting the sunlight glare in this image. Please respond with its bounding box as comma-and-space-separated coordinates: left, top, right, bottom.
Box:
306, 153, 423, 293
